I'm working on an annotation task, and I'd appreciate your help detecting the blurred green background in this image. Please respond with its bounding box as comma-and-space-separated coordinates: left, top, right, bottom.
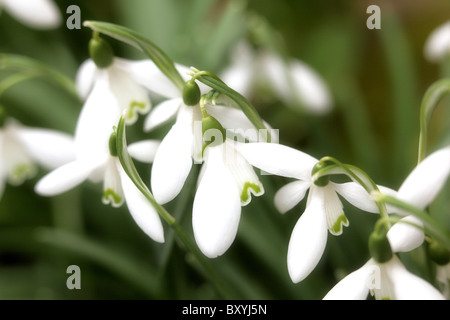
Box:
0, 0, 449, 299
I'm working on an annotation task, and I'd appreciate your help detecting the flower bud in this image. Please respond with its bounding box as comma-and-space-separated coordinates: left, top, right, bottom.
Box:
182, 80, 201, 106
89, 36, 114, 69
369, 230, 393, 263
202, 115, 226, 147
109, 131, 118, 157
311, 162, 330, 187
428, 241, 450, 266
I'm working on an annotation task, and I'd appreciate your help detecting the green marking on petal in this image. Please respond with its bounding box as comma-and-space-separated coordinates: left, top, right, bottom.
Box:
125, 101, 149, 123
9, 163, 37, 185
330, 214, 349, 235
103, 188, 123, 207
240, 182, 263, 205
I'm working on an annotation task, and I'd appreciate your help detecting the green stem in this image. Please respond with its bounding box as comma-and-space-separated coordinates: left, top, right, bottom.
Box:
314, 156, 390, 229
373, 192, 450, 251
418, 78, 450, 163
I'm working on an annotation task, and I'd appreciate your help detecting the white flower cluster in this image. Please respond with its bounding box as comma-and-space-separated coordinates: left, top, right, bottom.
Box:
1, 7, 449, 300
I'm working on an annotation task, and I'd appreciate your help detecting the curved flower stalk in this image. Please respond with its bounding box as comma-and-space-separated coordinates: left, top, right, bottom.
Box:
220, 41, 332, 114
0, 0, 61, 29
235, 142, 395, 283
323, 229, 445, 300
0, 117, 75, 200
424, 21, 450, 63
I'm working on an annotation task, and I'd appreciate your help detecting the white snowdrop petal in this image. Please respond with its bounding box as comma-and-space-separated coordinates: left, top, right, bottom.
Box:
397, 146, 450, 211
34, 159, 100, 196
109, 63, 151, 124
424, 21, 450, 62
2, 0, 61, 29
333, 182, 380, 213
274, 180, 311, 214
289, 60, 332, 114
74, 72, 121, 160
287, 189, 328, 283
235, 142, 317, 180
119, 164, 165, 243
193, 145, 241, 258
127, 140, 160, 163
389, 256, 446, 300
143, 98, 181, 132
15, 127, 75, 170
323, 262, 373, 300
114, 58, 180, 99
151, 106, 194, 204
387, 216, 425, 253
75, 59, 97, 100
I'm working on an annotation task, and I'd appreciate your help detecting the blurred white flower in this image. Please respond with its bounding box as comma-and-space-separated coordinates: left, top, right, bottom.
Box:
220, 41, 332, 114
236, 142, 394, 283
424, 21, 450, 63
193, 137, 265, 258
0, 0, 61, 29
0, 118, 74, 199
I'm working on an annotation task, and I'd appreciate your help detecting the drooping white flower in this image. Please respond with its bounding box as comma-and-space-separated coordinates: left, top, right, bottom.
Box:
424, 21, 450, 63
146, 66, 275, 206
0, 0, 61, 29
235, 142, 394, 283
35, 75, 164, 243
193, 136, 267, 258
323, 232, 446, 300
220, 41, 332, 114
0, 118, 75, 200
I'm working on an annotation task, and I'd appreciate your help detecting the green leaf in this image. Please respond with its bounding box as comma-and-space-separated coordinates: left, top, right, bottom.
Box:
0, 54, 78, 98
83, 20, 185, 91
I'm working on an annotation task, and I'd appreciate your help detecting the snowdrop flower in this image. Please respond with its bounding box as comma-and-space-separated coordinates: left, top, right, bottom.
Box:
35, 72, 164, 242
146, 70, 275, 206
0, 0, 61, 29
220, 41, 332, 114
0, 117, 75, 200
424, 21, 450, 63
323, 229, 446, 300
235, 142, 393, 283
192, 116, 266, 258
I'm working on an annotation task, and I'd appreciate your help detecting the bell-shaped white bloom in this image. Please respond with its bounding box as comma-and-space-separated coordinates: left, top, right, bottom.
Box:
235, 142, 395, 283
193, 138, 266, 258
424, 21, 450, 63
323, 233, 446, 300
0, 119, 75, 199
146, 65, 276, 205
221, 41, 332, 114
0, 0, 61, 29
